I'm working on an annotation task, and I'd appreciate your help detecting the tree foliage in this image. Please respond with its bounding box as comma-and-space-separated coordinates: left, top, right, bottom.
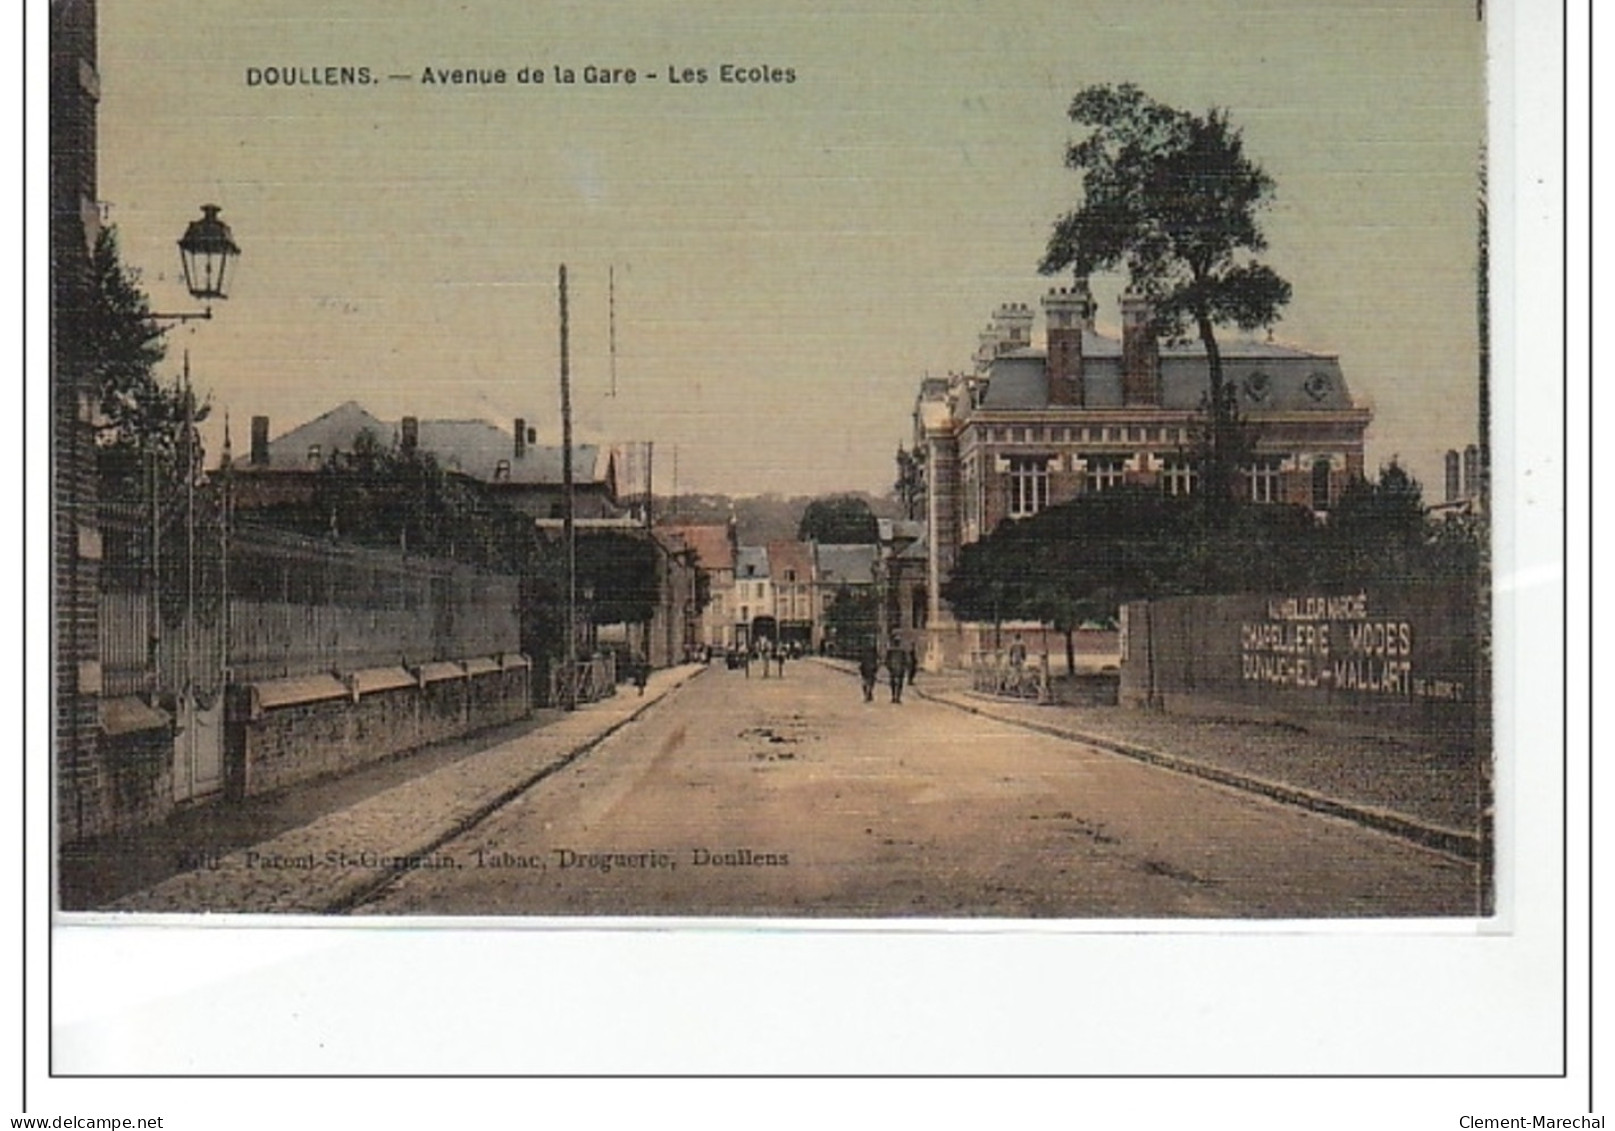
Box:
798, 494, 879, 544
943, 466, 1480, 634
821, 585, 878, 656
69, 227, 210, 501
1041, 84, 1292, 509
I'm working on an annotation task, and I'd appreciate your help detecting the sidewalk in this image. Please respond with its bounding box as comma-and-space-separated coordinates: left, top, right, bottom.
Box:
92, 664, 708, 915
818, 659, 1486, 861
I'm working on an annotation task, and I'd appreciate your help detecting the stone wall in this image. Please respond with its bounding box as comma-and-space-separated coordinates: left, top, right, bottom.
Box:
227, 655, 530, 798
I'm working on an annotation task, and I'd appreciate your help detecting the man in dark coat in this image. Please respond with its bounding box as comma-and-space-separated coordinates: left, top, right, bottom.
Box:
857, 645, 880, 702
885, 642, 907, 703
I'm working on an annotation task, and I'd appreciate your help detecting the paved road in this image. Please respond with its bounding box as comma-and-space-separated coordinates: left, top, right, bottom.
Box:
358, 659, 1482, 917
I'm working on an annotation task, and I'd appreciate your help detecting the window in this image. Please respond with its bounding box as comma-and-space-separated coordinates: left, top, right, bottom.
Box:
1012, 427, 1027, 443
1161, 458, 1198, 497
1084, 455, 1126, 494
306, 444, 322, 467
1312, 458, 1333, 511
494, 459, 511, 482
1008, 456, 1049, 517
784, 568, 796, 583
1245, 457, 1285, 503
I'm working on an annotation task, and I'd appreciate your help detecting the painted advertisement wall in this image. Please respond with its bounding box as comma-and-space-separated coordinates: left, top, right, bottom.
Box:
1119, 585, 1480, 745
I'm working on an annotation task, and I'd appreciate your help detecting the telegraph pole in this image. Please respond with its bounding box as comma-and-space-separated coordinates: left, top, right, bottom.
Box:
560, 265, 577, 710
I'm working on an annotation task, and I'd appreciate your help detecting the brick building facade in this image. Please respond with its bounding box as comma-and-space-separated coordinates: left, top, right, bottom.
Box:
915, 282, 1372, 668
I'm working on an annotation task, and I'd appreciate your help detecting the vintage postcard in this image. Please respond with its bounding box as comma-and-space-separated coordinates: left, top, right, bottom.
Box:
40, 0, 1569, 1092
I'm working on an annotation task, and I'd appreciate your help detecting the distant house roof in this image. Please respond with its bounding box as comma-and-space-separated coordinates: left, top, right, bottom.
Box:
877, 518, 925, 544
894, 530, 929, 562
660, 524, 735, 572
765, 540, 814, 582
735, 546, 770, 580
814, 543, 877, 586
253, 401, 613, 486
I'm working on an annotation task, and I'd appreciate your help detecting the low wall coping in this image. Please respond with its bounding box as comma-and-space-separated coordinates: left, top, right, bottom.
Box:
349, 666, 417, 696
496, 653, 532, 671
250, 673, 350, 714
416, 661, 468, 685
101, 695, 171, 736
463, 656, 502, 677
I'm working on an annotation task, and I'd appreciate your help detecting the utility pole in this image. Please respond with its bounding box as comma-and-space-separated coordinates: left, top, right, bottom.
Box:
608, 264, 618, 399
644, 440, 654, 530
560, 265, 577, 710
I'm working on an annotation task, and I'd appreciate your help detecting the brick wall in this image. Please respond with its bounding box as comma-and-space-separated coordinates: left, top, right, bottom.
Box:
52, 0, 113, 843
71, 727, 172, 842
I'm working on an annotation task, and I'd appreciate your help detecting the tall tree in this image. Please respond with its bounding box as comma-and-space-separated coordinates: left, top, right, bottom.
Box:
1041, 83, 1292, 509
67, 227, 210, 501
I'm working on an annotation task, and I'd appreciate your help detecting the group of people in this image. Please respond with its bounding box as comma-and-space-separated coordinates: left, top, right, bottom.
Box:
738, 637, 793, 678
859, 640, 918, 704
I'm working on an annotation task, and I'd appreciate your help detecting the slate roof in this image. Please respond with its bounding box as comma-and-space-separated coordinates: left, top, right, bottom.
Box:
735, 546, 770, 580
877, 518, 925, 544
894, 530, 929, 562
257, 401, 612, 484
979, 334, 1356, 413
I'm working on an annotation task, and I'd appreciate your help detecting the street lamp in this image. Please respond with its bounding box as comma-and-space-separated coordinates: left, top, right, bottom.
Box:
179, 204, 240, 302
152, 204, 242, 323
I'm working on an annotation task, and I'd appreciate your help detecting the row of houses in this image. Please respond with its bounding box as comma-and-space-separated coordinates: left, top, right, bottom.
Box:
657, 519, 928, 657
235, 401, 946, 663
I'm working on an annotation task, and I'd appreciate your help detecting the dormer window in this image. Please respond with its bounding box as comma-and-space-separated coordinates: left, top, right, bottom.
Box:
494, 459, 511, 482
306, 444, 321, 467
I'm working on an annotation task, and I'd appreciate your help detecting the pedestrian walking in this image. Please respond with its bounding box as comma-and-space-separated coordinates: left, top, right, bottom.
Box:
633, 654, 649, 697
775, 647, 786, 677
885, 642, 907, 704
905, 645, 919, 688
858, 645, 880, 702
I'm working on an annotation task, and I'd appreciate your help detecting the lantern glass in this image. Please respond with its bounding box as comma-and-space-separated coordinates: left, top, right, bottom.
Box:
177, 204, 240, 301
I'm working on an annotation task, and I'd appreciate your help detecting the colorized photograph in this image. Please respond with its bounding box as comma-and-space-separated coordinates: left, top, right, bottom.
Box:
51, 0, 1491, 920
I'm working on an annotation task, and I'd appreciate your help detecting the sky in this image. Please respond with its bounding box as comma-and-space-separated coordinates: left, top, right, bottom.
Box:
95, 0, 1486, 498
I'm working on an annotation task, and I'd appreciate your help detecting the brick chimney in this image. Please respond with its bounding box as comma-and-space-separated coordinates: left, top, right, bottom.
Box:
514, 418, 526, 459
1120, 291, 1160, 406
250, 415, 270, 466
1042, 281, 1093, 406
401, 415, 419, 455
